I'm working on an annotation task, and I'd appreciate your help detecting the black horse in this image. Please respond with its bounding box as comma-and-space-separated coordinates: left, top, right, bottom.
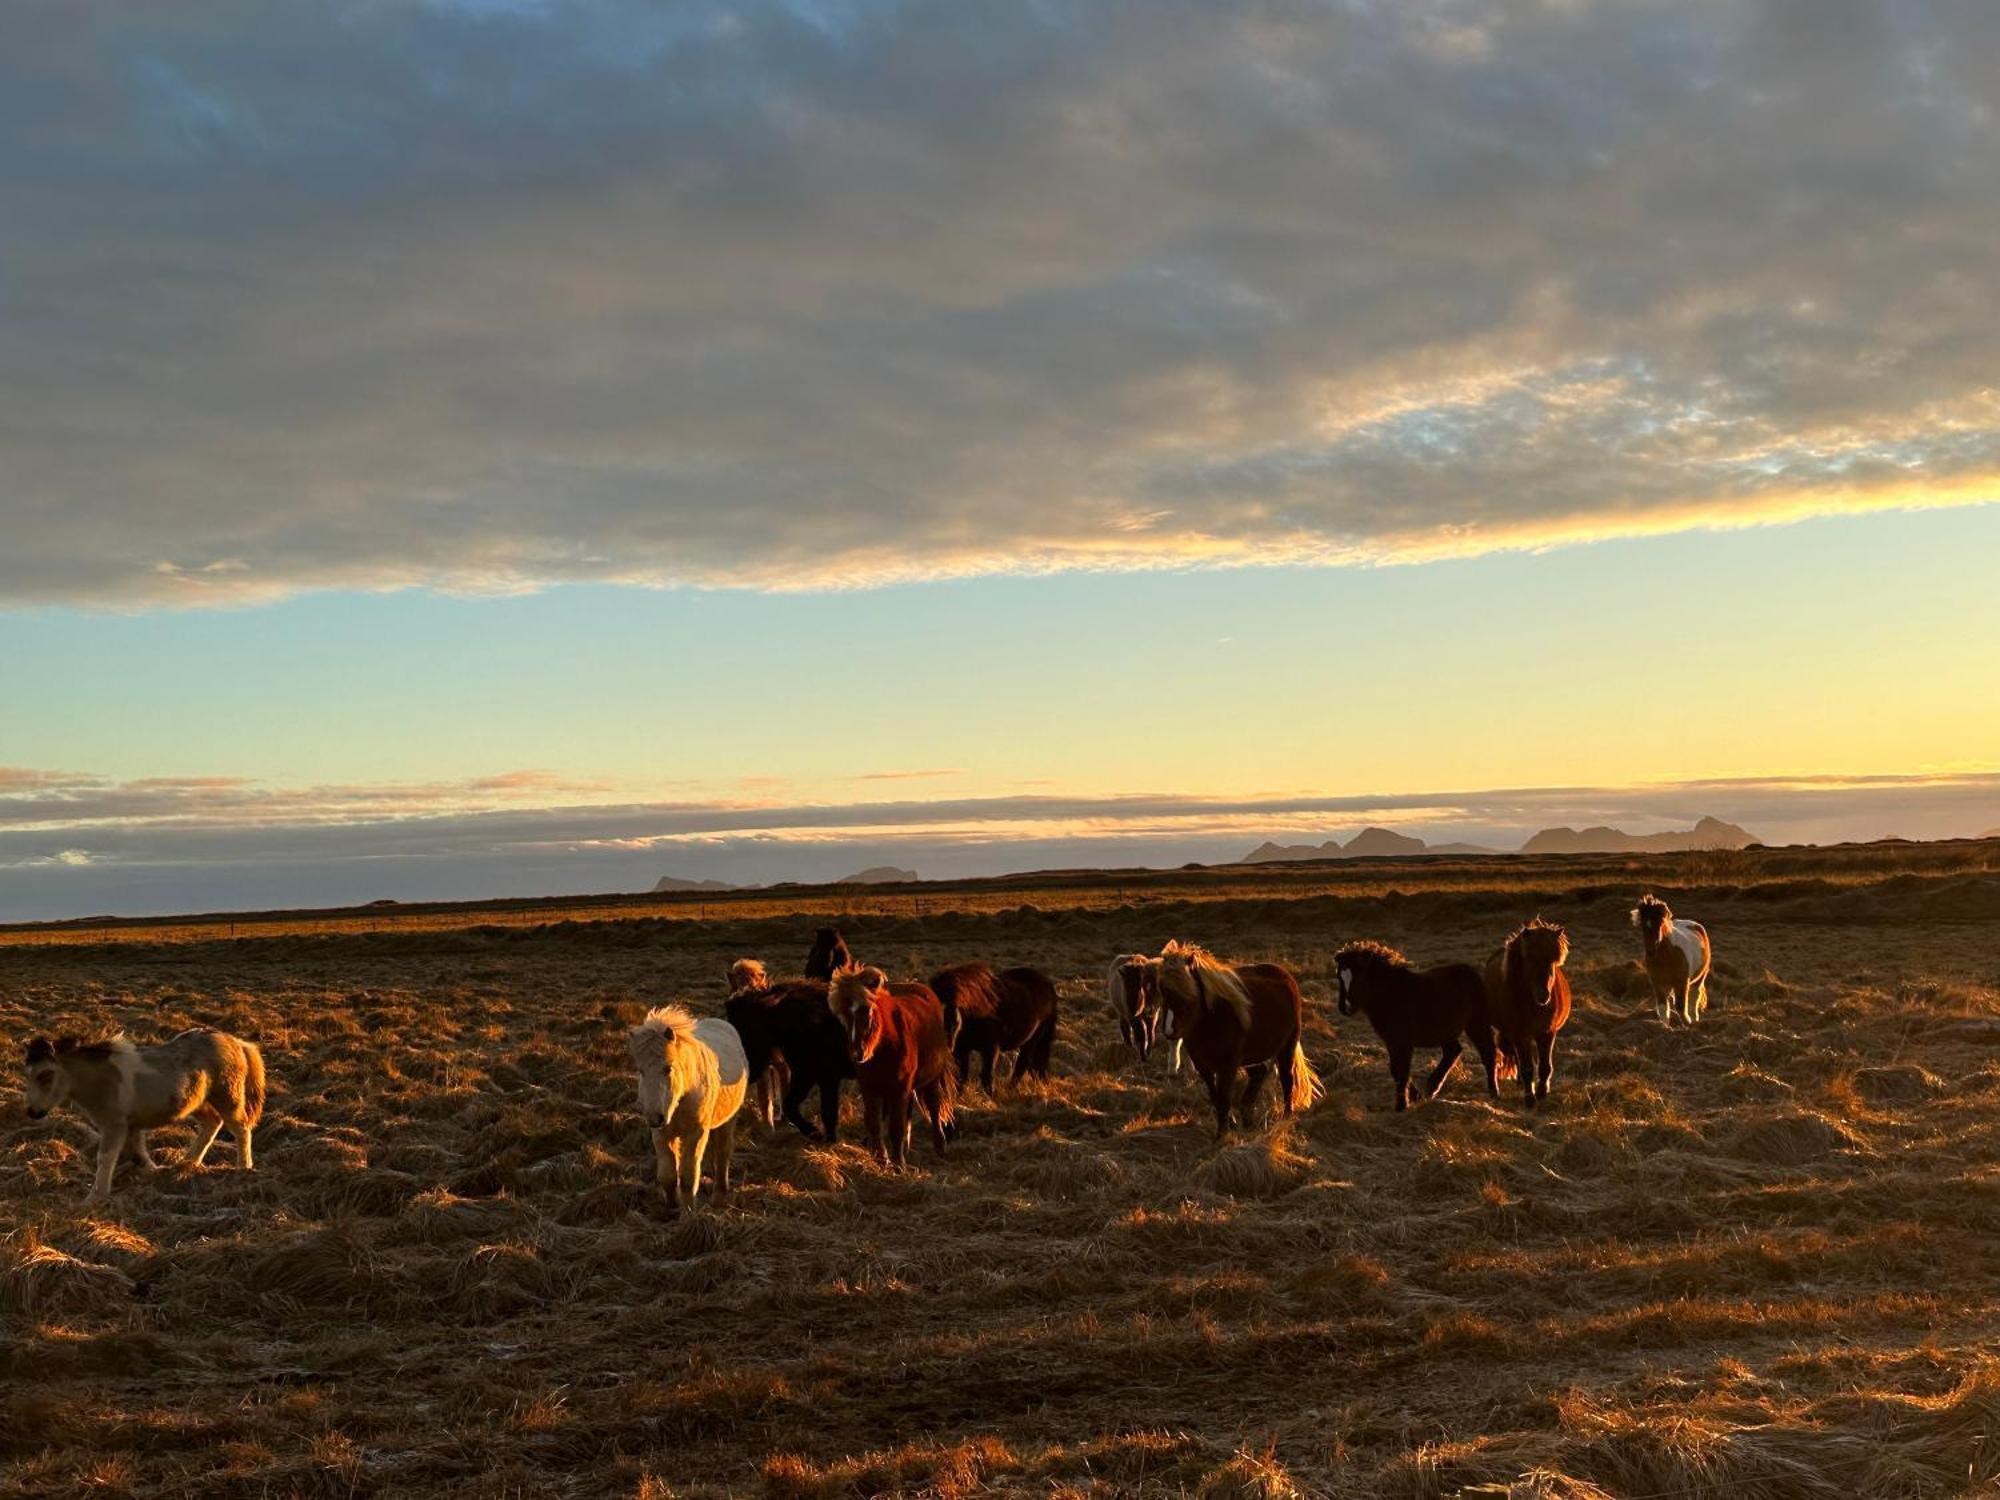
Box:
724, 979, 851, 1141
804, 927, 852, 981
1334, 940, 1501, 1110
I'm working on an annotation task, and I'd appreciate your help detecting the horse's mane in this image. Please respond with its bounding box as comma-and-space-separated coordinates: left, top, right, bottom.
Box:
826, 962, 887, 1020
727, 958, 768, 996
1334, 939, 1409, 973
1158, 941, 1254, 1030
37, 1034, 135, 1062
632, 1004, 701, 1049
1630, 894, 1672, 936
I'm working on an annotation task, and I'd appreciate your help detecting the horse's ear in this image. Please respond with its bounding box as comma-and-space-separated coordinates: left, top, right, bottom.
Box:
862, 966, 887, 990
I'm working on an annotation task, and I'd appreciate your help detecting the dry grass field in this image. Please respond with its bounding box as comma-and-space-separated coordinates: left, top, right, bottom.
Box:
5, 842, 2000, 1498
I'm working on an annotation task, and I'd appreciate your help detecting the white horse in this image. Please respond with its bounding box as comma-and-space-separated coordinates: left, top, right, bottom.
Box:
628, 1005, 750, 1211
1106, 954, 1183, 1073
22, 1029, 265, 1205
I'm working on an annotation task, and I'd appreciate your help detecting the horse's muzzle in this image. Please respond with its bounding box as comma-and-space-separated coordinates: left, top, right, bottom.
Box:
25, 1107, 46, 1120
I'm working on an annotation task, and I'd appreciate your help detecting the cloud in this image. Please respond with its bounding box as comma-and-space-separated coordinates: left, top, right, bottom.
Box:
3, 763, 1995, 920
4, 1, 2000, 607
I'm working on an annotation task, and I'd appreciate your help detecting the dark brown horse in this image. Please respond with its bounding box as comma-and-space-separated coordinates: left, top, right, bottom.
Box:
727, 958, 789, 1128
1107, 954, 1180, 1069
804, 927, 852, 981
1155, 942, 1322, 1139
826, 964, 957, 1167
928, 962, 1059, 1095
1334, 940, 1502, 1110
1483, 919, 1572, 1108
724, 978, 850, 1142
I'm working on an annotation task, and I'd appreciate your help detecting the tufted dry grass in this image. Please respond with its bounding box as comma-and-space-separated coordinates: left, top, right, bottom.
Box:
4, 844, 2000, 1496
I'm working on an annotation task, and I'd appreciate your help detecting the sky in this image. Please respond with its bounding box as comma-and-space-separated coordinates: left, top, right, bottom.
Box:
2, 0, 1998, 918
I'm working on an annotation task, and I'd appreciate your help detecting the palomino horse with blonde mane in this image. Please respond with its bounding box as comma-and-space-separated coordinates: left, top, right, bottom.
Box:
628, 1004, 750, 1211
1155, 942, 1322, 1139
1483, 919, 1572, 1109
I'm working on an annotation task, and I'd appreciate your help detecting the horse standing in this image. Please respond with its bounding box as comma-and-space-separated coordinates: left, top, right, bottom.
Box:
826, 964, 957, 1167
1483, 919, 1572, 1108
628, 1005, 750, 1211
727, 958, 789, 1127
1106, 954, 1183, 1072
1334, 941, 1501, 1110
1154, 942, 1322, 1139
929, 962, 1059, 1095
724, 979, 850, 1142
1631, 895, 1711, 1025
805, 927, 853, 981
23, 1030, 265, 1205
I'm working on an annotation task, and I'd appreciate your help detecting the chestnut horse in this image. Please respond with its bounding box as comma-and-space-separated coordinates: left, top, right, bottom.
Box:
1155, 942, 1322, 1139
724, 978, 850, 1142
1334, 940, 1502, 1110
826, 964, 957, 1167
1483, 919, 1572, 1108
929, 962, 1059, 1095
805, 927, 853, 981
1631, 894, 1711, 1026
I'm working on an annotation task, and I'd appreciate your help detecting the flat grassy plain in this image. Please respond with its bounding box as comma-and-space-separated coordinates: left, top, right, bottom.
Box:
5, 841, 2000, 1498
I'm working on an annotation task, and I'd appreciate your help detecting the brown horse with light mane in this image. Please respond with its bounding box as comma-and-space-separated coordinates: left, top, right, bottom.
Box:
1483, 919, 1572, 1109
1155, 942, 1322, 1138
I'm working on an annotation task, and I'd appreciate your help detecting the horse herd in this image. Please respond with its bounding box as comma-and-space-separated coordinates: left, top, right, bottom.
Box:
17, 896, 1714, 1210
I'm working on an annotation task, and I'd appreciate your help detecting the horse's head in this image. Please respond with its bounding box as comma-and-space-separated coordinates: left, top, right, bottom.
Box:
1333, 940, 1404, 1016
806, 927, 852, 980
726, 958, 767, 996
1506, 920, 1570, 1005
1630, 896, 1671, 944
1155, 943, 1207, 1039
828, 963, 890, 1065
628, 1007, 695, 1131
21, 1036, 65, 1120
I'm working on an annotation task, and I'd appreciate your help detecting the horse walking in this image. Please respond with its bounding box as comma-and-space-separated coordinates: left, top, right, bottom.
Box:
929, 962, 1059, 1095
724, 979, 850, 1142
1106, 954, 1182, 1072
727, 958, 789, 1127
1632, 895, 1711, 1025
628, 1005, 750, 1211
22, 1029, 265, 1205
1334, 940, 1501, 1110
1484, 919, 1572, 1108
1155, 942, 1322, 1138
827, 964, 957, 1167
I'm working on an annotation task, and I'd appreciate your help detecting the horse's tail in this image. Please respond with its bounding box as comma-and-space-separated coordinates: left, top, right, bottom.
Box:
936, 1053, 959, 1133
1021, 993, 1059, 1080
1492, 1031, 1520, 1081
1287, 1042, 1324, 1112
240, 1039, 267, 1126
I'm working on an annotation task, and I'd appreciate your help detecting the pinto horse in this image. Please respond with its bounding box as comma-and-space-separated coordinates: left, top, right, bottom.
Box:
929, 962, 1060, 1095
1106, 954, 1182, 1072
1632, 894, 1711, 1025
1334, 940, 1501, 1110
1483, 919, 1572, 1108
804, 927, 853, 981
826, 964, 957, 1167
1155, 942, 1322, 1139
724, 979, 850, 1142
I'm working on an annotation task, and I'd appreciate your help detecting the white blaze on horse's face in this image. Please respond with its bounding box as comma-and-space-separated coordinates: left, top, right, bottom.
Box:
846, 993, 879, 1064
1336, 965, 1355, 1015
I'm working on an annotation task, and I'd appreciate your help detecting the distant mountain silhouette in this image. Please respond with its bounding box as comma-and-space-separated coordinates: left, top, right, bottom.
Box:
831, 865, 921, 885
650, 875, 742, 893
1243, 826, 1498, 863
1518, 815, 1756, 855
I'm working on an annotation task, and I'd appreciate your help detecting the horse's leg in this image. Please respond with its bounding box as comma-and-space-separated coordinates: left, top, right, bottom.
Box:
126, 1129, 159, 1170
921, 1081, 949, 1154
679, 1130, 707, 1210
980, 1047, 996, 1098
1516, 1036, 1537, 1109
863, 1090, 885, 1165
887, 1090, 912, 1169
1275, 1044, 1298, 1118
782, 1070, 820, 1140
86, 1119, 128, 1205
1238, 1064, 1271, 1127
229, 1112, 255, 1170
1210, 1057, 1239, 1139
185, 1105, 226, 1168
1120, 1014, 1136, 1061
1654, 980, 1673, 1026
711, 1118, 735, 1198
1477, 1032, 1500, 1098
1169, 1036, 1186, 1076
819, 1075, 842, 1144
1536, 1035, 1555, 1103
1389, 1042, 1415, 1112
1424, 1040, 1463, 1101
